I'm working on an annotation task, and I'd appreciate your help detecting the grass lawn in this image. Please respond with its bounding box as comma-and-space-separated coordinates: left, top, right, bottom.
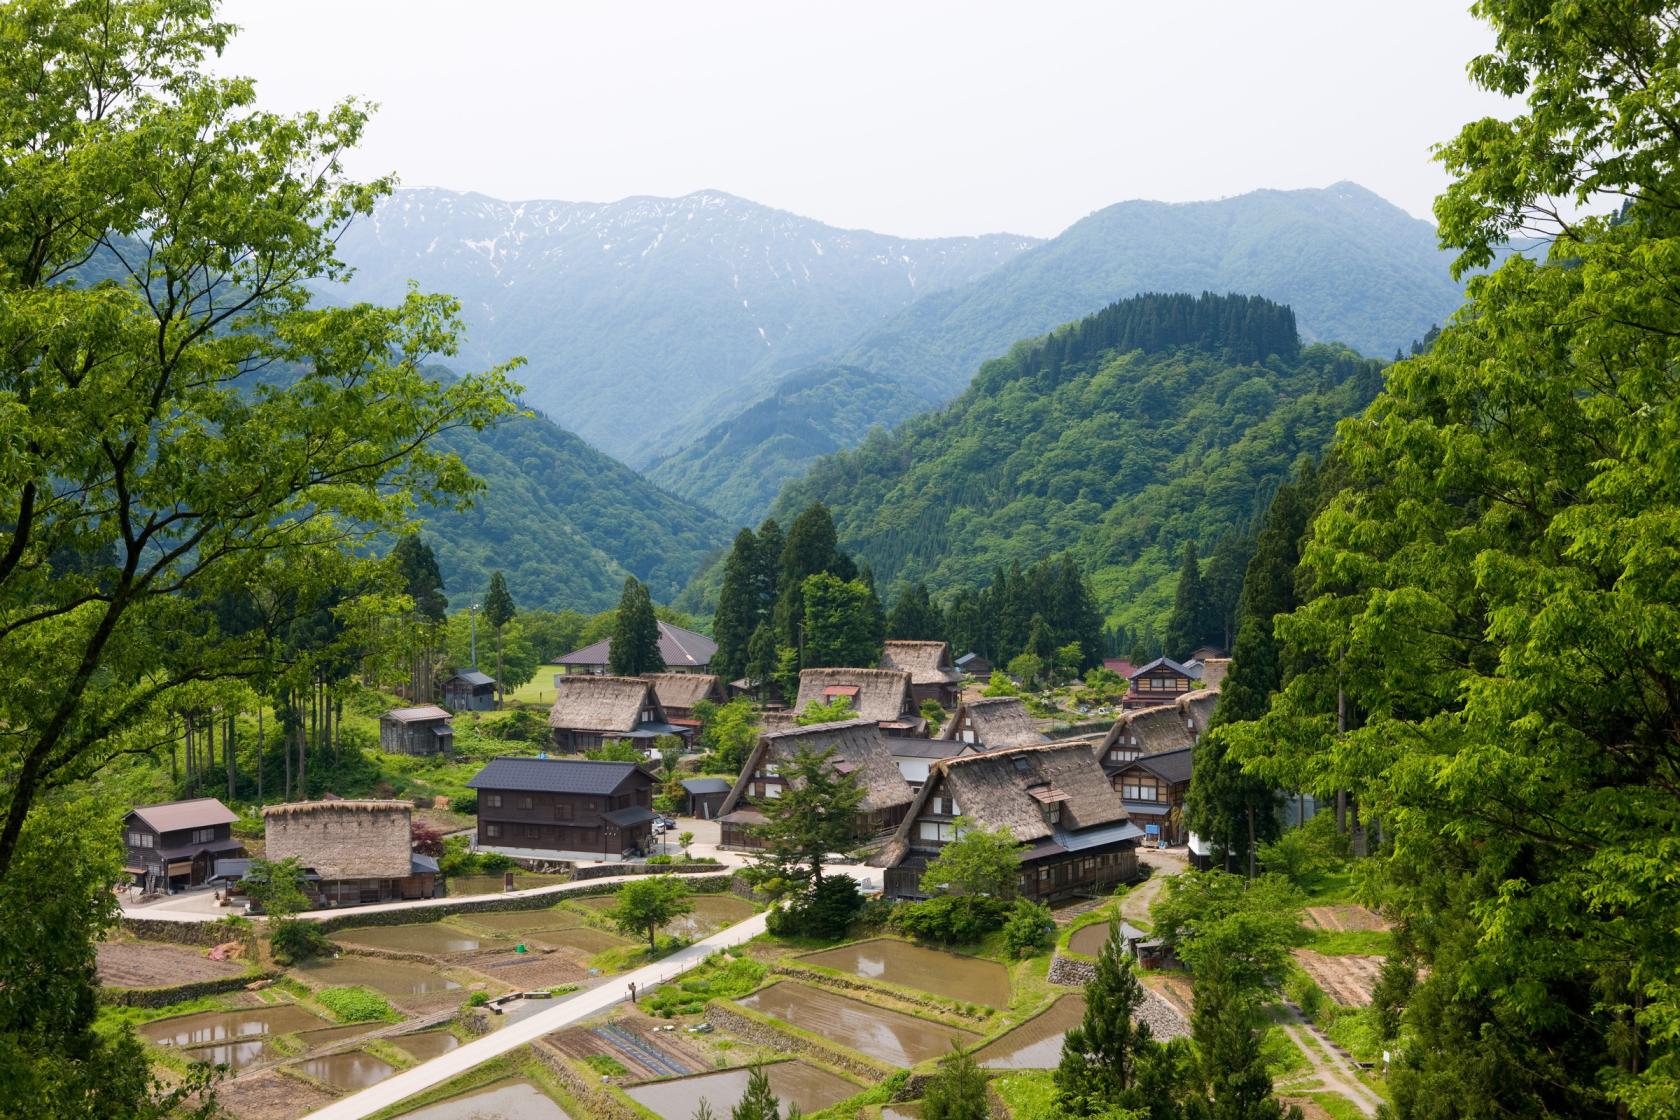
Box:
508, 665, 565, 707
1306, 928, 1393, 956
993, 1071, 1059, 1120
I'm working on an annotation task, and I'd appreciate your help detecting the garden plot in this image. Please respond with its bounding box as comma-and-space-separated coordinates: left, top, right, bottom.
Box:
626, 1060, 858, 1120
1304, 904, 1389, 932
1293, 949, 1384, 1006
738, 981, 979, 1066
209, 1069, 335, 1120
96, 941, 247, 988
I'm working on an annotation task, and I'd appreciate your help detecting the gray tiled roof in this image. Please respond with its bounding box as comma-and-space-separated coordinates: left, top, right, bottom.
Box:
128, 797, 239, 833
450, 670, 496, 687
466, 757, 650, 794
680, 778, 732, 794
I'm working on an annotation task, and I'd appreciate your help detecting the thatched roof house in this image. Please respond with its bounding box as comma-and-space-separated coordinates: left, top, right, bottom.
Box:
1097, 688, 1221, 767
643, 672, 726, 722
717, 718, 916, 849
877, 740, 1142, 903
554, 620, 717, 674
1193, 658, 1231, 691
888, 737, 971, 790
547, 675, 683, 752
793, 668, 922, 735
936, 696, 1050, 751
260, 800, 435, 906
878, 641, 962, 706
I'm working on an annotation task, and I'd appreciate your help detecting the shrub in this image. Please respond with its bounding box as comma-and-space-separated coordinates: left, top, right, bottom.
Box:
1002, 899, 1055, 958
641, 953, 767, 1016
449, 791, 478, 814
765, 875, 863, 940
890, 895, 1008, 945
1285, 968, 1327, 1021
268, 919, 332, 965
477, 850, 513, 873
465, 991, 490, 1007
482, 708, 549, 743
856, 895, 898, 931
315, 986, 398, 1023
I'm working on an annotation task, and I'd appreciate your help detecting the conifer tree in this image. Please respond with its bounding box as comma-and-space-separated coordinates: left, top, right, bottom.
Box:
713, 528, 761, 682
482, 570, 516, 708
1162, 541, 1214, 659
1055, 920, 1162, 1115
609, 577, 664, 675
774, 503, 847, 650
886, 581, 943, 640
730, 1065, 781, 1120
1192, 958, 1301, 1120
745, 622, 779, 700
922, 1044, 991, 1120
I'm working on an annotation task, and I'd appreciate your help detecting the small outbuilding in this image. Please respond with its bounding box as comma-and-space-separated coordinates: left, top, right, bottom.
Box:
379, 705, 455, 756
955, 652, 992, 678
680, 777, 732, 820
442, 669, 498, 711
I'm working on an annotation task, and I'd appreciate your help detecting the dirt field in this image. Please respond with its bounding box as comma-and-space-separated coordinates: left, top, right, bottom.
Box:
211, 1070, 335, 1120
1304, 904, 1389, 932
1141, 973, 1195, 1019
542, 1008, 711, 1080
467, 949, 589, 990
1278, 1095, 1337, 1120
1294, 949, 1384, 1006
96, 941, 246, 988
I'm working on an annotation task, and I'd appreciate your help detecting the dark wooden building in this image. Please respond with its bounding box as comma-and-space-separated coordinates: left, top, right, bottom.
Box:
875, 740, 1142, 904
1105, 745, 1193, 846
718, 719, 915, 850
379, 705, 455, 755
442, 669, 498, 712
123, 798, 244, 890
467, 757, 658, 859
954, 652, 992, 678
547, 675, 685, 753
644, 672, 727, 728
261, 800, 438, 907
878, 641, 963, 708
680, 777, 732, 820
1122, 657, 1197, 709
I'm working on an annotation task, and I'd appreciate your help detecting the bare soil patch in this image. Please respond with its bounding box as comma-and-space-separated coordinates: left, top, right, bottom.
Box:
1141, 973, 1195, 1019
467, 950, 589, 990
1304, 905, 1388, 933
1279, 1096, 1336, 1120
213, 1070, 335, 1120
1294, 950, 1383, 1007
97, 941, 246, 988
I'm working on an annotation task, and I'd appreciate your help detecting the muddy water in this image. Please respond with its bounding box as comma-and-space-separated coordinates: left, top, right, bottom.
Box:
975, 994, 1087, 1069
182, 1038, 276, 1071
301, 1023, 378, 1047
459, 908, 572, 933
882, 1105, 923, 1120
397, 1077, 571, 1119
141, 1005, 327, 1047
297, 1050, 398, 1090
738, 983, 979, 1066
294, 956, 461, 996
1068, 921, 1122, 957
800, 939, 1012, 1007
446, 873, 570, 896
334, 922, 508, 956
526, 926, 632, 954
391, 1030, 461, 1061
573, 893, 755, 939
626, 1061, 857, 1120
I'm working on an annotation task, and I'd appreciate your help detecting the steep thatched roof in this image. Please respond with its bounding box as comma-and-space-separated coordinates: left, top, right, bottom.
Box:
548, 675, 661, 733
794, 668, 914, 724
936, 696, 1050, 749
644, 672, 725, 711
261, 800, 412, 880
879, 641, 961, 686
1100, 687, 1222, 755
719, 718, 914, 818
1195, 658, 1231, 690
1179, 688, 1219, 730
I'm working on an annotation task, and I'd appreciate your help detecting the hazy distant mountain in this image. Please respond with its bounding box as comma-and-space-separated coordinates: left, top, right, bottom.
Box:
649, 182, 1464, 522
327, 188, 1039, 465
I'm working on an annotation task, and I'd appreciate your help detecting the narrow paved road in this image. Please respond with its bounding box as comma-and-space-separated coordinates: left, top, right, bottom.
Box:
301, 910, 772, 1120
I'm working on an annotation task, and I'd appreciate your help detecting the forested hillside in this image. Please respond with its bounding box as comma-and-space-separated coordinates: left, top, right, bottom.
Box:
746, 292, 1384, 632
655, 182, 1459, 521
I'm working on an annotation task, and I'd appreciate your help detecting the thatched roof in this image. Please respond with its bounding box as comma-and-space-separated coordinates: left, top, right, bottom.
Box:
719, 718, 914, 818
936, 696, 1050, 749
555, 621, 718, 669
794, 668, 914, 724
1193, 655, 1231, 689
261, 800, 413, 881
548, 675, 662, 732
644, 672, 725, 711
1179, 688, 1220, 732
878, 641, 961, 686
1100, 687, 1221, 755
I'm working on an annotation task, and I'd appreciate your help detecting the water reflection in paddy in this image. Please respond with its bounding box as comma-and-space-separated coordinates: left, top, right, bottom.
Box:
141, 1005, 327, 1047
396, 1077, 571, 1119
294, 956, 461, 996
737, 983, 979, 1066
626, 1061, 857, 1120
459, 908, 572, 933
974, 993, 1086, 1069
182, 1038, 275, 1071
297, 1050, 398, 1090
1068, 920, 1121, 958
800, 939, 1011, 1007
334, 922, 508, 955
525, 926, 632, 953
391, 1030, 461, 1061
572, 893, 755, 938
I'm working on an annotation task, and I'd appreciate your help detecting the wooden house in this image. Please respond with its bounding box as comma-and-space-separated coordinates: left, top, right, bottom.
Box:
792, 668, 923, 736
954, 652, 991, 678
1187, 645, 1227, 664
644, 672, 726, 728
936, 696, 1050, 752
547, 675, 686, 753
441, 669, 497, 711
379, 705, 455, 756
878, 641, 963, 708
727, 675, 785, 707
1107, 745, 1193, 845
888, 738, 971, 793
122, 797, 244, 890
467, 757, 657, 859
679, 777, 732, 820
554, 621, 717, 676
1122, 657, 1197, 709
261, 800, 437, 907
875, 741, 1142, 904
1096, 688, 1219, 767
717, 719, 915, 850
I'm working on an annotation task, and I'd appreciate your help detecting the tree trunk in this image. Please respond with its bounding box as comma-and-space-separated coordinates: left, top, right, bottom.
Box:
1246, 806, 1257, 881
283, 694, 292, 801
1334, 682, 1348, 834
496, 630, 505, 710
296, 715, 307, 800
256, 705, 264, 802
226, 709, 236, 801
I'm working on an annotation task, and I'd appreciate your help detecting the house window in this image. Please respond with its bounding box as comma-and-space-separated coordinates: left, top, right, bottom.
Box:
1109, 748, 1140, 763
126, 831, 153, 848
485, 823, 503, 839
555, 803, 574, 821
191, 828, 216, 844
1047, 803, 1061, 824
763, 763, 779, 777
765, 785, 781, 798
918, 820, 958, 842
522, 825, 539, 840
518, 796, 534, 810
484, 794, 503, 809
1122, 777, 1162, 802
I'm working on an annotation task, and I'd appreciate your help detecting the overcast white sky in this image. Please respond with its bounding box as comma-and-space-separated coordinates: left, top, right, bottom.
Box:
217, 1, 1509, 240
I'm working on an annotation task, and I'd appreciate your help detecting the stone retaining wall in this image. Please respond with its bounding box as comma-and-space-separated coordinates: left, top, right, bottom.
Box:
99, 971, 277, 1008
704, 1000, 890, 1080
573, 862, 725, 881
307, 874, 734, 933
534, 1042, 654, 1120
1047, 954, 1096, 986
120, 916, 250, 947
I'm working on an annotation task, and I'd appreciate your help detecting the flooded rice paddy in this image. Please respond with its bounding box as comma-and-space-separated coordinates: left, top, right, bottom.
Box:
445, 873, 570, 896
626, 1061, 857, 1120
296, 1049, 398, 1090
141, 1005, 327, 1047
396, 1077, 571, 1119
1068, 918, 1124, 957
737, 982, 979, 1066
391, 1030, 461, 1061
974, 994, 1086, 1069
526, 926, 633, 953
334, 922, 509, 956
182, 1038, 276, 1072
458, 908, 574, 933
294, 956, 462, 996
882, 1105, 923, 1120
799, 939, 1012, 1007
571, 893, 755, 938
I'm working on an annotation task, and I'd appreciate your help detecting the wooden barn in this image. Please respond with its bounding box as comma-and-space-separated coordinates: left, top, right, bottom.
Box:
122, 797, 244, 891
379, 705, 455, 756
954, 652, 992, 678
442, 669, 498, 711
876, 741, 1143, 904
792, 668, 923, 736
717, 719, 915, 850
680, 777, 732, 820
936, 696, 1050, 752
878, 640, 963, 708
547, 675, 686, 753
261, 800, 437, 907
467, 757, 657, 859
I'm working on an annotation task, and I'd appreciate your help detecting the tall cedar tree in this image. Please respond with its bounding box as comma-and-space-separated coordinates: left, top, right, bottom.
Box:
712, 528, 760, 683
609, 577, 664, 675
1055, 920, 1170, 1116
1162, 542, 1215, 659
482, 571, 516, 708
1192, 958, 1302, 1120
1188, 462, 1319, 869
773, 503, 853, 650
1202, 530, 1252, 652
886, 581, 943, 640
749, 745, 864, 898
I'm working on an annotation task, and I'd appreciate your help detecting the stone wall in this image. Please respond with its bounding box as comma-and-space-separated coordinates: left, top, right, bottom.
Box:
533, 1042, 654, 1120
307, 873, 734, 933
572, 862, 726, 881
704, 1000, 890, 1080
99, 972, 276, 1008
1047, 954, 1097, 987
120, 916, 250, 947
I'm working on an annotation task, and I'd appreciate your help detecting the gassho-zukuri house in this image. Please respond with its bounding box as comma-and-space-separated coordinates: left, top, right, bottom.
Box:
547, 675, 688, 753
937, 695, 1051, 752
717, 719, 915, 850
260, 799, 439, 907
467, 756, 657, 860
790, 667, 925, 736
877, 640, 963, 708
875, 740, 1144, 904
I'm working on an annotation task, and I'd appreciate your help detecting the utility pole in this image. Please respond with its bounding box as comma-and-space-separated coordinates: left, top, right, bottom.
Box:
469, 602, 479, 669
